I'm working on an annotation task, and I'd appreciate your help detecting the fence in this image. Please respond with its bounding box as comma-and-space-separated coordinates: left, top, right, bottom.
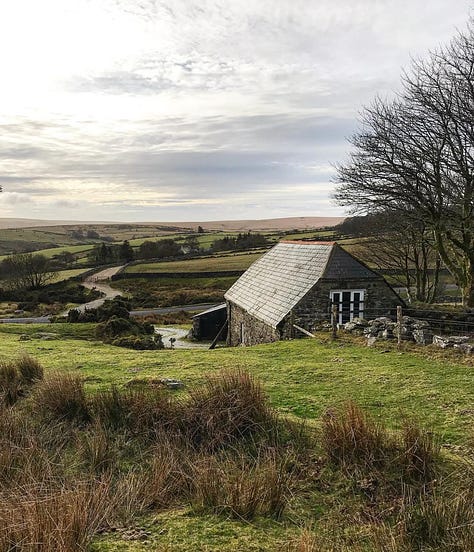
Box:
322, 301, 474, 341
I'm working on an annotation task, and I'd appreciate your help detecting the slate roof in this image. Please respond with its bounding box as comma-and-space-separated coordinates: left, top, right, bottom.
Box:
224, 241, 379, 329
192, 303, 226, 318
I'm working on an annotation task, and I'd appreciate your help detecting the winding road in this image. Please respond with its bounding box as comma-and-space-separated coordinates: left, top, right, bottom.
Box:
75, 266, 124, 312
0, 266, 220, 324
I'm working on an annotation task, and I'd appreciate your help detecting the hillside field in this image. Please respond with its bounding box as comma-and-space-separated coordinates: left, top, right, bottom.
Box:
1, 324, 473, 442
1, 323, 474, 551
125, 252, 265, 274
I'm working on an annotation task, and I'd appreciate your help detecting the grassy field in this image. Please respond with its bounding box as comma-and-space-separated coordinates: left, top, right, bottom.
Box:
125, 252, 265, 273
1, 325, 474, 551
0, 324, 473, 443
50, 268, 90, 283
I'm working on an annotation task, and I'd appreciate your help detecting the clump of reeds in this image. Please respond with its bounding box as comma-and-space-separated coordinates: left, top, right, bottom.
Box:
16, 353, 44, 385
0, 354, 44, 406
185, 368, 275, 450
190, 447, 294, 520
398, 417, 439, 483
32, 373, 91, 424
322, 401, 390, 470
0, 480, 112, 552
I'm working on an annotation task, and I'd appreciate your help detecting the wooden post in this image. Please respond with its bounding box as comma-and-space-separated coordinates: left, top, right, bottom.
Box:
332, 304, 338, 339
209, 320, 228, 350
293, 324, 316, 338
397, 305, 403, 348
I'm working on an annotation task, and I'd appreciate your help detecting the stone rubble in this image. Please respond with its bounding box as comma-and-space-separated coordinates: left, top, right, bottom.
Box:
343, 316, 473, 353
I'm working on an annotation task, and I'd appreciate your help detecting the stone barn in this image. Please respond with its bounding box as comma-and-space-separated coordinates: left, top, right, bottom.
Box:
225, 241, 402, 346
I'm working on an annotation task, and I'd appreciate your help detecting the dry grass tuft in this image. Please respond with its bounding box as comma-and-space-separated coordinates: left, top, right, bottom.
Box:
185, 368, 274, 450
33, 373, 91, 424
322, 401, 390, 469
190, 448, 294, 520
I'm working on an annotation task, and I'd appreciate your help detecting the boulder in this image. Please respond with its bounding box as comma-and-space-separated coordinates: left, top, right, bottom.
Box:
454, 343, 474, 355
159, 378, 184, 390
433, 335, 470, 348
351, 317, 369, 327
412, 320, 431, 330
413, 329, 434, 345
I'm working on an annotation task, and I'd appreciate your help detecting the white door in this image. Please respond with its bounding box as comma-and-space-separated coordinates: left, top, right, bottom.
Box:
330, 289, 365, 324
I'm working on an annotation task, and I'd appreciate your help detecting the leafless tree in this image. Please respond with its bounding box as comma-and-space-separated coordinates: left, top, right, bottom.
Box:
336, 25, 474, 307
1, 253, 55, 290
352, 214, 441, 304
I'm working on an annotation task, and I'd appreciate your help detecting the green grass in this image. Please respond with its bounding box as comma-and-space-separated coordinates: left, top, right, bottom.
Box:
91, 510, 293, 552
50, 268, 90, 283
281, 229, 337, 240
0, 325, 473, 443
125, 252, 264, 273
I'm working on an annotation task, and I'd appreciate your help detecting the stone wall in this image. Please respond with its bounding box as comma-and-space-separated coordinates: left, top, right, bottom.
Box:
290, 278, 402, 333
227, 277, 402, 346
227, 302, 280, 346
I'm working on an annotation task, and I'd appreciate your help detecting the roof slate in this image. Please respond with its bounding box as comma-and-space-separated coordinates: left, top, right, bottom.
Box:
224, 242, 379, 328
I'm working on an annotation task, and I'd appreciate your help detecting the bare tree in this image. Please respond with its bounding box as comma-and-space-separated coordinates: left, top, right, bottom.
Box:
336, 25, 474, 307
352, 214, 441, 304
1, 253, 55, 290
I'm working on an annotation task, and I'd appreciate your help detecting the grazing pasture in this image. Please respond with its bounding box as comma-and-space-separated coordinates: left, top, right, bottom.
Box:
1, 325, 474, 551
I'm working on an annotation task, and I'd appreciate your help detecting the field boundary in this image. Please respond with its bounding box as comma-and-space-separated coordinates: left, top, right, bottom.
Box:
112, 270, 245, 280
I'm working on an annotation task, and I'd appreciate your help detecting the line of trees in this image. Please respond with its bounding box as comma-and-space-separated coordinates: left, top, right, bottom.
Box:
211, 232, 269, 253
336, 24, 474, 307
88, 241, 134, 264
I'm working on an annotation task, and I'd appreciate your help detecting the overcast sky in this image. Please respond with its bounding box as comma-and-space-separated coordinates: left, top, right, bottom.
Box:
0, 1, 472, 222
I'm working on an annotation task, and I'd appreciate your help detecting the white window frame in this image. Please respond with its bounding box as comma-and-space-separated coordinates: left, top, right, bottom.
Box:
330, 289, 366, 324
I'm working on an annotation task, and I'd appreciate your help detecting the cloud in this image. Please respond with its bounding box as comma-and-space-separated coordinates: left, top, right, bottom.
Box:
0, 0, 471, 220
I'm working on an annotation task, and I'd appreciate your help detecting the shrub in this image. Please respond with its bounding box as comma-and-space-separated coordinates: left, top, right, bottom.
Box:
96, 297, 131, 321
96, 316, 136, 339
33, 373, 91, 424
111, 334, 164, 350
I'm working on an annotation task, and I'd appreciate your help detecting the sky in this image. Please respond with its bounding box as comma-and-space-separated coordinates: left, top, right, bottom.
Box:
0, 0, 472, 222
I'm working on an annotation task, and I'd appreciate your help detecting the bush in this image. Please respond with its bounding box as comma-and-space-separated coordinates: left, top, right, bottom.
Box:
68, 297, 131, 324
111, 334, 164, 350
96, 316, 137, 339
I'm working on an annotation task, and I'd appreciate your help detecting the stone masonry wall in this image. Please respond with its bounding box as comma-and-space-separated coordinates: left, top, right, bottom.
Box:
227, 302, 280, 346
288, 278, 402, 334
